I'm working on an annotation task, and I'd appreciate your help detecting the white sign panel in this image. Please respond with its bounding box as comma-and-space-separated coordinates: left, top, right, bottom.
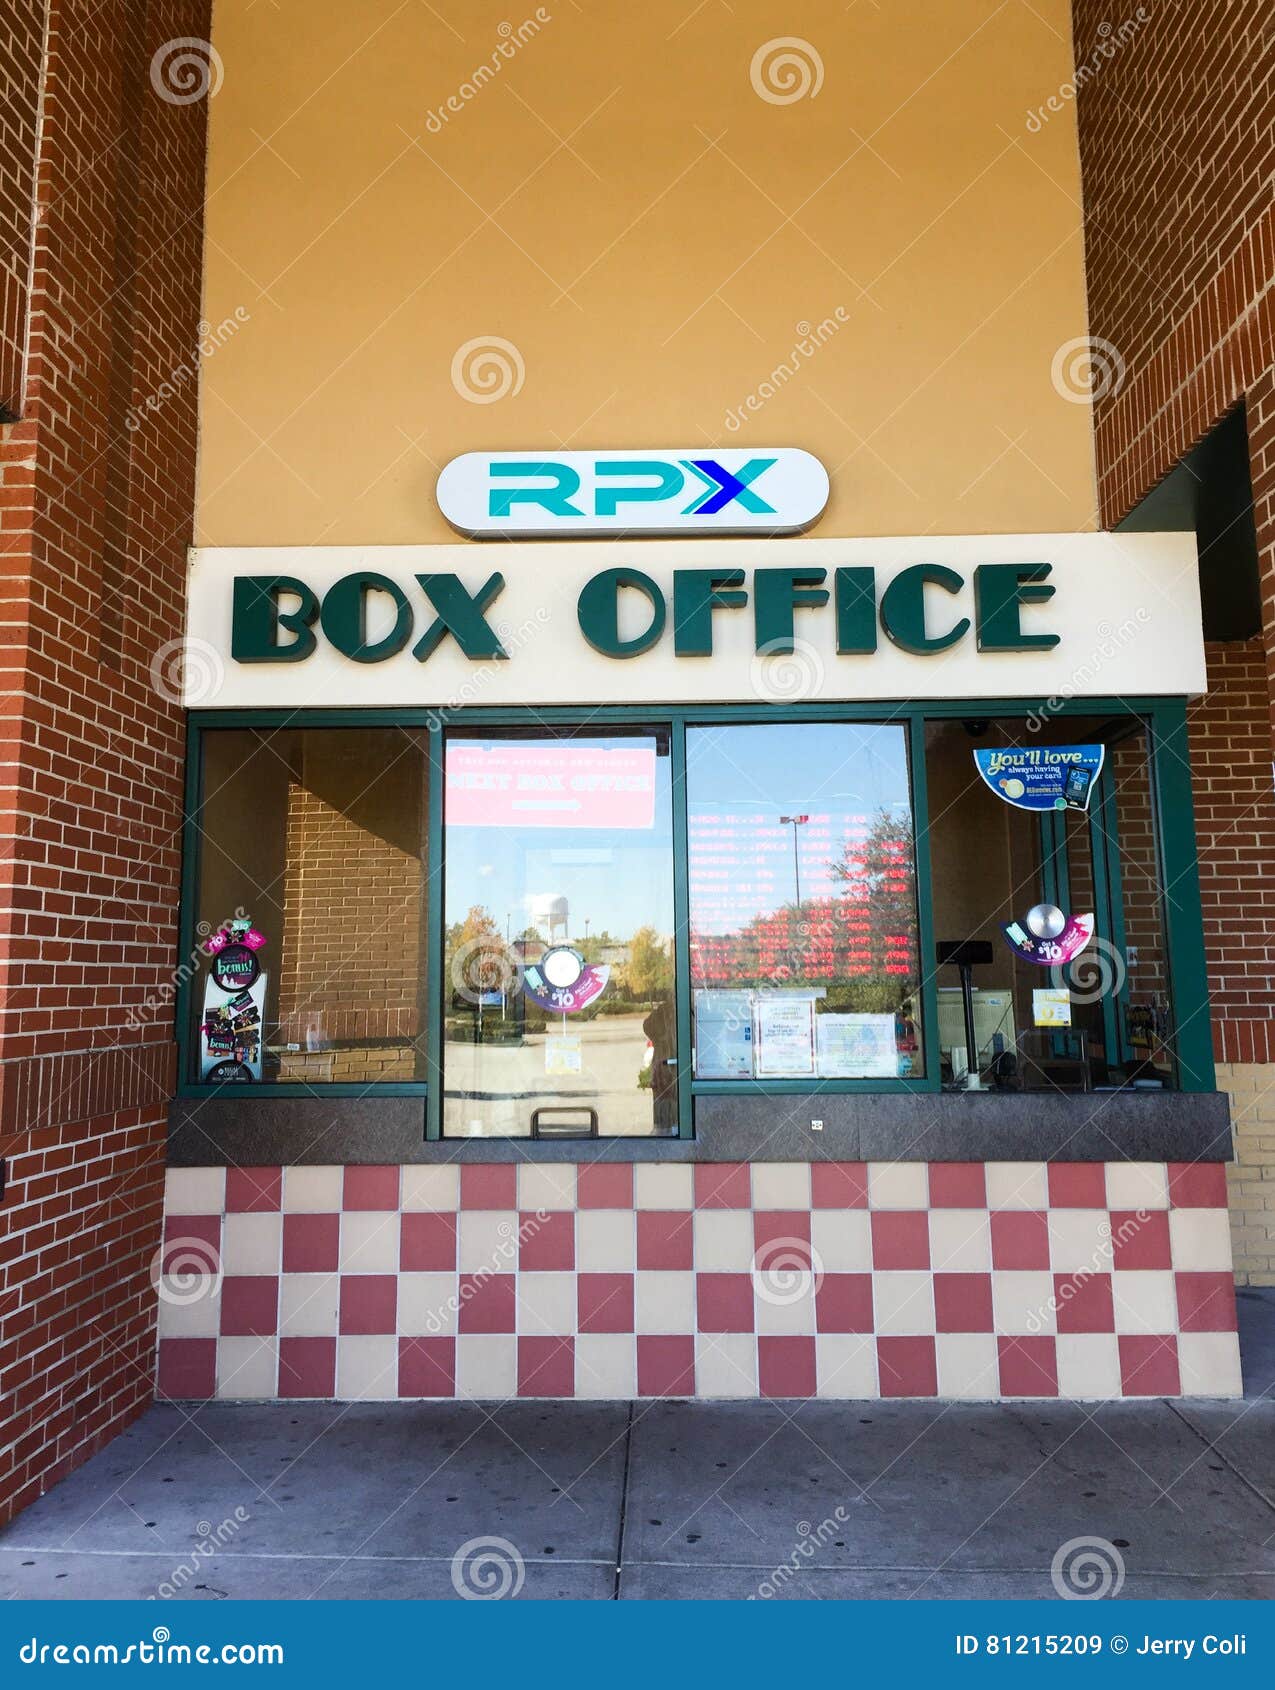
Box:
436, 448, 829, 536
184, 532, 1206, 710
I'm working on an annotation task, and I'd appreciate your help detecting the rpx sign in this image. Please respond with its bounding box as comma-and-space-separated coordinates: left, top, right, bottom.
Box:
436, 447, 829, 537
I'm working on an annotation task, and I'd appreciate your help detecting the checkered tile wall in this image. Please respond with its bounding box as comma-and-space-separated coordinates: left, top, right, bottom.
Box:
157, 1160, 1241, 1402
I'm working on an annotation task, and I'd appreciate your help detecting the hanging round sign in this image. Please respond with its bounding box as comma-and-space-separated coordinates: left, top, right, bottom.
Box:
523, 945, 610, 1013
211, 942, 261, 992
1001, 909, 1095, 966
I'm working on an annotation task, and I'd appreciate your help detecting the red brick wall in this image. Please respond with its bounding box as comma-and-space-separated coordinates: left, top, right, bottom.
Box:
0, 0, 44, 419
0, 2, 211, 1525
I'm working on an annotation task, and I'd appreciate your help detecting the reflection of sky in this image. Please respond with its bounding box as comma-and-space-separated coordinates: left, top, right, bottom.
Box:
445, 738, 675, 943
686, 724, 912, 936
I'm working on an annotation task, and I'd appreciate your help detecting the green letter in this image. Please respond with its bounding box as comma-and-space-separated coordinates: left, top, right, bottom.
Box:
577, 568, 665, 656
834, 567, 878, 654
753, 568, 828, 653
672, 570, 748, 656
880, 564, 970, 654
974, 563, 1059, 651
231, 576, 318, 663
319, 572, 413, 664
413, 574, 508, 660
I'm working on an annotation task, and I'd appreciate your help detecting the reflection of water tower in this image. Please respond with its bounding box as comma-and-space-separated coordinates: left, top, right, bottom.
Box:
528, 893, 569, 943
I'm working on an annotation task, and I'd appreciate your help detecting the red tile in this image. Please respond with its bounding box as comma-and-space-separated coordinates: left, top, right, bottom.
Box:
519, 1211, 574, 1272
998, 1336, 1059, 1397
157, 1338, 216, 1399
576, 1164, 633, 1208
279, 1336, 336, 1398
282, 1213, 339, 1274
460, 1164, 517, 1210
219, 1276, 278, 1337
758, 1336, 817, 1397
1175, 1272, 1237, 1333
637, 1211, 694, 1271
162, 1215, 220, 1274
578, 1273, 634, 1334
928, 1163, 987, 1208
637, 1334, 695, 1396
225, 1166, 282, 1212
399, 1212, 457, 1273
933, 1272, 994, 1333
696, 1273, 755, 1332
870, 1211, 930, 1270
876, 1336, 937, 1397
1110, 1209, 1172, 1270
457, 1273, 516, 1334
753, 1211, 813, 1276
1054, 1272, 1115, 1335
694, 1163, 751, 1209
810, 1162, 868, 1208
338, 1274, 397, 1335
398, 1337, 456, 1397
990, 1210, 1050, 1270
1167, 1162, 1229, 1208
342, 1166, 400, 1211
1047, 1164, 1107, 1208
1118, 1333, 1180, 1396
815, 1273, 874, 1333
518, 1336, 575, 1397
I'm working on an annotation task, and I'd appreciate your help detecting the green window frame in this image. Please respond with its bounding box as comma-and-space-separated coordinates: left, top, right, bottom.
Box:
175, 696, 1215, 1135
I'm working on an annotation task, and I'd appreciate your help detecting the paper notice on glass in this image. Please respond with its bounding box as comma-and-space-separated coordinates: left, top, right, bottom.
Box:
1033, 988, 1073, 1028
817, 1013, 898, 1078
753, 994, 816, 1077
694, 990, 754, 1078
545, 1034, 583, 1075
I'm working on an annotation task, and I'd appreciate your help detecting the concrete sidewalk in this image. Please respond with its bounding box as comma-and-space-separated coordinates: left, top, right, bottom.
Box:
1, 1387, 1272, 1601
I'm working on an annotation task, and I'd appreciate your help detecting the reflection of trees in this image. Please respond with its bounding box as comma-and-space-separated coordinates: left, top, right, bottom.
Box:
691, 807, 919, 1012
617, 925, 673, 1002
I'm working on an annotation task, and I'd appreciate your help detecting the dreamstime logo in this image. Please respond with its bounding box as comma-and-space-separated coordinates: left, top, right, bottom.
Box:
151, 1236, 222, 1306
1026, 11, 1150, 132
1051, 1535, 1126, 1599
1052, 935, 1126, 1003
724, 310, 850, 431
752, 1509, 851, 1597
424, 10, 553, 133
1050, 336, 1126, 404
753, 1237, 823, 1306
450, 935, 524, 1005
150, 38, 224, 105
451, 336, 526, 405
150, 637, 225, 707
750, 637, 824, 703
750, 38, 824, 104
153, 1510, 250, 1599
128, 307, 250, 433
1026, 609, 1150, 729
450, 1535, 526, 1599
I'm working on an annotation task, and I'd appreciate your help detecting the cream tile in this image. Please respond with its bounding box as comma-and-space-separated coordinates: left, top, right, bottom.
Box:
635, 1164, 693, 1209
336, 1336, 397, 1400
1111, 1270, 1177, 1334
1168, 1209, 1234, 1272
217, 1337, 277, 1400
634, 1271, 695, 1333
935, 1333, 1000, 1400
457, 1210, 518, 1272
576, 1335, 636, 1398
754, 1282, 816, 1335
157, 1278, 222, 1338
1047, 1209, 1113, 1274
815, 1334, 878, 1398
281, 1166, 344, 1213
278, 1273, 339, 1337
985, 1162, 1048, 1209
992, 1271, 1056, 1334
455, 1335, 517, 1399
694, 1333, 757, 1398
517, 1164, 576, 1211
751, 1163, 811, 1210
873, 1272, 934, 1335
401, 1165, 460, 1212
517, 1273, 575, 1335
338, 1211, 399, 1274
929, 1209, 992, 1273
1104, 1161, 1169, 1209
1177, 1332, 1242, 1398
222, 1212, 282, 1276
577, 1210, 635, 1271
693, 1210, 754, 1271
810, 1210, 872, 1272
398, 1273, 459, 1337
866, 1162, 928, 1208
1055, 1333, 1122, 1399
166, 1167, 226, 1215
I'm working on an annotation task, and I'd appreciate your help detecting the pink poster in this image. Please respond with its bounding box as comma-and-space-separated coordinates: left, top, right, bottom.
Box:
446, 743, 657, 830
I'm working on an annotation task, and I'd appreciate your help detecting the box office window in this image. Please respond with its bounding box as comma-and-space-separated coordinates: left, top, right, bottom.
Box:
190, 728, 429, 1084
686, 723, 924, 1081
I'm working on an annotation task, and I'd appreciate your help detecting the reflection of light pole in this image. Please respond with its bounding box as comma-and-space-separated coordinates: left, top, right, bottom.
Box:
779, 815, 809, 907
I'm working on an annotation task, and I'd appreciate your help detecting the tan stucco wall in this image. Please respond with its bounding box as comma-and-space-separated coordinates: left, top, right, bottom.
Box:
196, 0, 1096, 545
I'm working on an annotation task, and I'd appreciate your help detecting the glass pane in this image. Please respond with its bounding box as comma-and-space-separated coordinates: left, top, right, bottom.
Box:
923, 715, 1173, 1091
192, 727, 428, 1083
442, 730, 676, 1137
686, 723, 922, 1081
